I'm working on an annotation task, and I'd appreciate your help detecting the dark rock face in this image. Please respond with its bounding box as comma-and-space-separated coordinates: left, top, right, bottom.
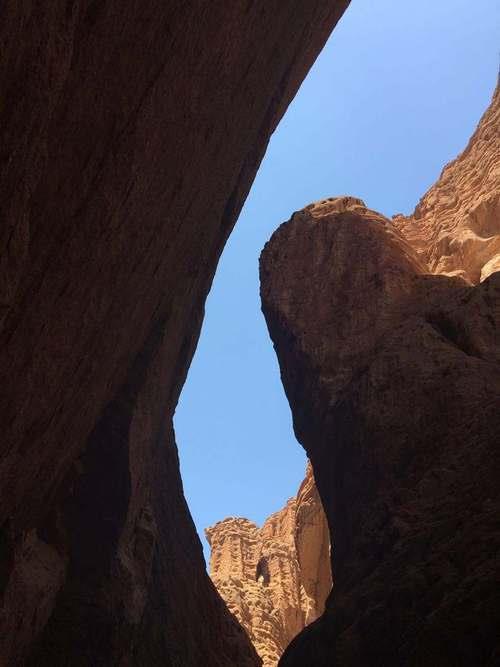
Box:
260, 92, 500, 666
0, 2, 350, 664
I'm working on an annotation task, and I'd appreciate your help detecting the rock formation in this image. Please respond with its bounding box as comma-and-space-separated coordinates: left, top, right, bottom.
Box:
393, 84, 500, 284
206, 464, 331, 666
0, 2, 350, 664
260, 84, 500, 666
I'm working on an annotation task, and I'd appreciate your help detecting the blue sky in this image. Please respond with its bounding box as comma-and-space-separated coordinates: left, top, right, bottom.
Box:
175, 0, 499, 561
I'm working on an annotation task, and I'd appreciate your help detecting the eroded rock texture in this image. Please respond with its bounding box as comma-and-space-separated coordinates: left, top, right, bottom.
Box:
206, 464, 331, 666
0, 1, 350, 664
393, 85, 500, 284
260, 86, 500, 666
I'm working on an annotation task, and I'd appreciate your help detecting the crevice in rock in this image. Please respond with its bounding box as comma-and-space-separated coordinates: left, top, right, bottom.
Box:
426, 312, 478, 358
255, 557, 270, 586
0, 522, 13, 597
26, 314, 169, 664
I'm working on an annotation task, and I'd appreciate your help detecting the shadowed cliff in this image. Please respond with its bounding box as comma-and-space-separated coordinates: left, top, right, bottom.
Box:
261, 85, 500, 666
0, 2, 350, 664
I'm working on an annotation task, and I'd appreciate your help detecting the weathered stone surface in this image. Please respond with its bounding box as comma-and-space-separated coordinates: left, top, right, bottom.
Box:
0, 1, 350, 664
260, 86, 500, 666
393, 85, 500, 284
207, 464, 331, 666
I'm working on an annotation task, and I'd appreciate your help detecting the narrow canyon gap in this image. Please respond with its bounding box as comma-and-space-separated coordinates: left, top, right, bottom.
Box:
173, 1, 499, 577
175, 5, 498, 663
0, 2, 350, 664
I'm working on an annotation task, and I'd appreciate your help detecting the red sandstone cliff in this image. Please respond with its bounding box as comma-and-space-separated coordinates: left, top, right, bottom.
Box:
260, 85, 500, 665
0, 2, 350, 664
207, 464, 331, 666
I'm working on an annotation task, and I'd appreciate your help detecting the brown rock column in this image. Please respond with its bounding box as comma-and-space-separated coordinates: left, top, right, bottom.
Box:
260, 87, 500, 666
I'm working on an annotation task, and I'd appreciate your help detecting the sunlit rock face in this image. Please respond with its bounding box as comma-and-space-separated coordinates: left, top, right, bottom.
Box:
393, 85, 500, 284
260, 85, 500, 666
207, 464, 331, 666
0, 1, 350, 664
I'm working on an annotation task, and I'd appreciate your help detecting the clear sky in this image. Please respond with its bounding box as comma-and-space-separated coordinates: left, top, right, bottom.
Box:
175, 0, 499, 561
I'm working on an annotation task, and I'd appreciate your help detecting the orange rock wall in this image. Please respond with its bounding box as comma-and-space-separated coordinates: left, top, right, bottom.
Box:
0, 2, 350, 664
207, 465, 331, 666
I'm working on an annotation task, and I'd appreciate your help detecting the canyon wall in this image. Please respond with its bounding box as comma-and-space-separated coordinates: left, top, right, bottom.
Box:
0, 2, 350, 664
260, 85, 500, 666
207, 464, 331, 666
393, 84, 500, 283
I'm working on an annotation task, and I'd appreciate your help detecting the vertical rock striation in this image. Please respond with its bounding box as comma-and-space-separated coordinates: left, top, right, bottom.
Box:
207, 464, 331, 666
260, 85, 500, 666
0, 1, 350, 664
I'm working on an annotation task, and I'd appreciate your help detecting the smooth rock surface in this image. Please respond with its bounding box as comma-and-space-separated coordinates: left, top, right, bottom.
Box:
0, 2, 350, 664
207, 464, 331, 666
261, 85, 500, 666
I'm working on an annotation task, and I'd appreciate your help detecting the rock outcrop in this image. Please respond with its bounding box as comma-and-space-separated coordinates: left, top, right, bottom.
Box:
260, 85, 500, 666
207, 464, 331, 666
393, 85, 500, 284
0, 2, 350, 664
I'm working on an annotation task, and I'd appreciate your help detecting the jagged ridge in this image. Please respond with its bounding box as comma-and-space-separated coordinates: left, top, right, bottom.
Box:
207, 464, 331, 666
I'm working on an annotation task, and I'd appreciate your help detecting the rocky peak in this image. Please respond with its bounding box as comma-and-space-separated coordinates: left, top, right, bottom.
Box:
207, 464, 331, 667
